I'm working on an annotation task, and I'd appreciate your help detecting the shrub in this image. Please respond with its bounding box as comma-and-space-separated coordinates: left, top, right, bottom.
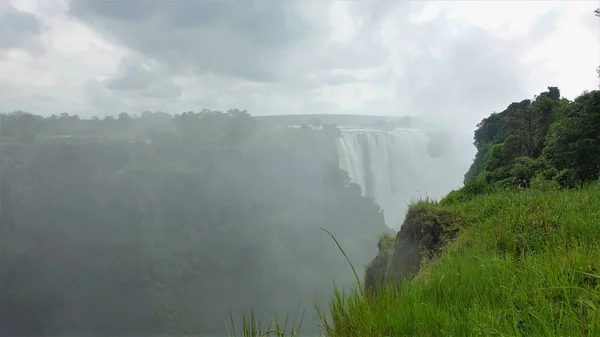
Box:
530, 173, 560, 192
555, 168, 577, 188
462, 177, 489, 197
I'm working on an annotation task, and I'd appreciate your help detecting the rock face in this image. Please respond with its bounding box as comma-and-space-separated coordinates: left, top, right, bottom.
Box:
364, 204, 463, 294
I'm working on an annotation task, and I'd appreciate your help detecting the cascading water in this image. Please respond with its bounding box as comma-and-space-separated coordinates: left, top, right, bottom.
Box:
336, 127, 468, 229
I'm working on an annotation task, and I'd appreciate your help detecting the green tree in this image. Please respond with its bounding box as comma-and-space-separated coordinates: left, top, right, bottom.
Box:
543, 90, 600, 183
504, 91, 559, 158
540, 86, 561, 101
465, 88, 566, 185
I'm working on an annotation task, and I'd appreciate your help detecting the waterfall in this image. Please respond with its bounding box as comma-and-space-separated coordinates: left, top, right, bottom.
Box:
336, 127, 467, 229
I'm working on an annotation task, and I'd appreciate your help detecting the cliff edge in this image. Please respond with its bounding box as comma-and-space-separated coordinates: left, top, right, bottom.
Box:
364, 203, 463, 294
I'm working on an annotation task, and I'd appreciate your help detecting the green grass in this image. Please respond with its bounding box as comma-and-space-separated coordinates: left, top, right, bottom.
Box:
226, 306, 306, 337
225, 183, 600, 336
318, 183, 600, 336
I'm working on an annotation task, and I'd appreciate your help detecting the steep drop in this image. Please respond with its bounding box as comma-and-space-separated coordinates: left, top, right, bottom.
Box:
336, 128, 468, 228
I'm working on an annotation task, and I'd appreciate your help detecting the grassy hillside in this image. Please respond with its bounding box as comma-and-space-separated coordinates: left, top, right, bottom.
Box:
322, 182, 600, 336
229, 180, 600, 337
317, 88, 600, 337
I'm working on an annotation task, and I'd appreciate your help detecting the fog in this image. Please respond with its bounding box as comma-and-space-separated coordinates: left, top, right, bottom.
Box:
0, 110, 474, 335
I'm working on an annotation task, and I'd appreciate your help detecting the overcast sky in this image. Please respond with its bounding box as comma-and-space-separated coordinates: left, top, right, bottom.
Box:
0, 0, 598, 129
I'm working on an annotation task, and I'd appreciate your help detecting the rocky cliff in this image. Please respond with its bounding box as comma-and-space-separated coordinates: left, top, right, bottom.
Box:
364, 203, 464, 294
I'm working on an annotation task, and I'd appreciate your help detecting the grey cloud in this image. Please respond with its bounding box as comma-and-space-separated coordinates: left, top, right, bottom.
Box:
527, 5, 563, 45
387, 13, 550, 129
0, 85, 75, 115
347, 0, 408, 31
107, 67, 152, 91
84, 77, 183, 115
286, 2, 414, 74
0, 5, 44, 55
68, 0, 311, 82
68, 0, 401, 85
301, 39, 390, 72
298, 100, 343, 115
84, 56, 183, 113
318, 72, 363, 86
105, 56, 182, 98
84, 80, 114, 109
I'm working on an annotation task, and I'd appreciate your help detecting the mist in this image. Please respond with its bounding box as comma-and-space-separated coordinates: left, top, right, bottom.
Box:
0, 110, 475, 335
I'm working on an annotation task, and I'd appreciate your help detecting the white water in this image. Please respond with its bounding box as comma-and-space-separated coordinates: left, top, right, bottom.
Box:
336, 127, 470, 229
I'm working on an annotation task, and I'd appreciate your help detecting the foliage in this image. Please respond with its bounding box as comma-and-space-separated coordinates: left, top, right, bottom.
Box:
544, 90, 600, 183
529, 172, 560, 192
441, 175, 492, 206
226, 307, 305, 337
465, 88, 599, 188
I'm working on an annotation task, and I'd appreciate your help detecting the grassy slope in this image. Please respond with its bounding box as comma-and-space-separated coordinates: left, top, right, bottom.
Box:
321, 183, 600, 336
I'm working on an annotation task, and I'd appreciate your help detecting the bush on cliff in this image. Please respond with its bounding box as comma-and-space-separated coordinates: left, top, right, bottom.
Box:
363, 202, 464, 295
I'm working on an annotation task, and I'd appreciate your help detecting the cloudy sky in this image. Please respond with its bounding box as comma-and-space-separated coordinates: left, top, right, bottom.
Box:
0, 0, 598, 129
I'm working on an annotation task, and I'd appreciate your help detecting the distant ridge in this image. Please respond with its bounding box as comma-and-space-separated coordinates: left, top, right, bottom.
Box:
254, 114, 422, 128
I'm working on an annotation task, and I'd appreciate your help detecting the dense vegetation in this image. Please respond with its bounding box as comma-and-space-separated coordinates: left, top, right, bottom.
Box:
323, 88, 600, 336
463, 87, 599, 189
0, 110, 389, 335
